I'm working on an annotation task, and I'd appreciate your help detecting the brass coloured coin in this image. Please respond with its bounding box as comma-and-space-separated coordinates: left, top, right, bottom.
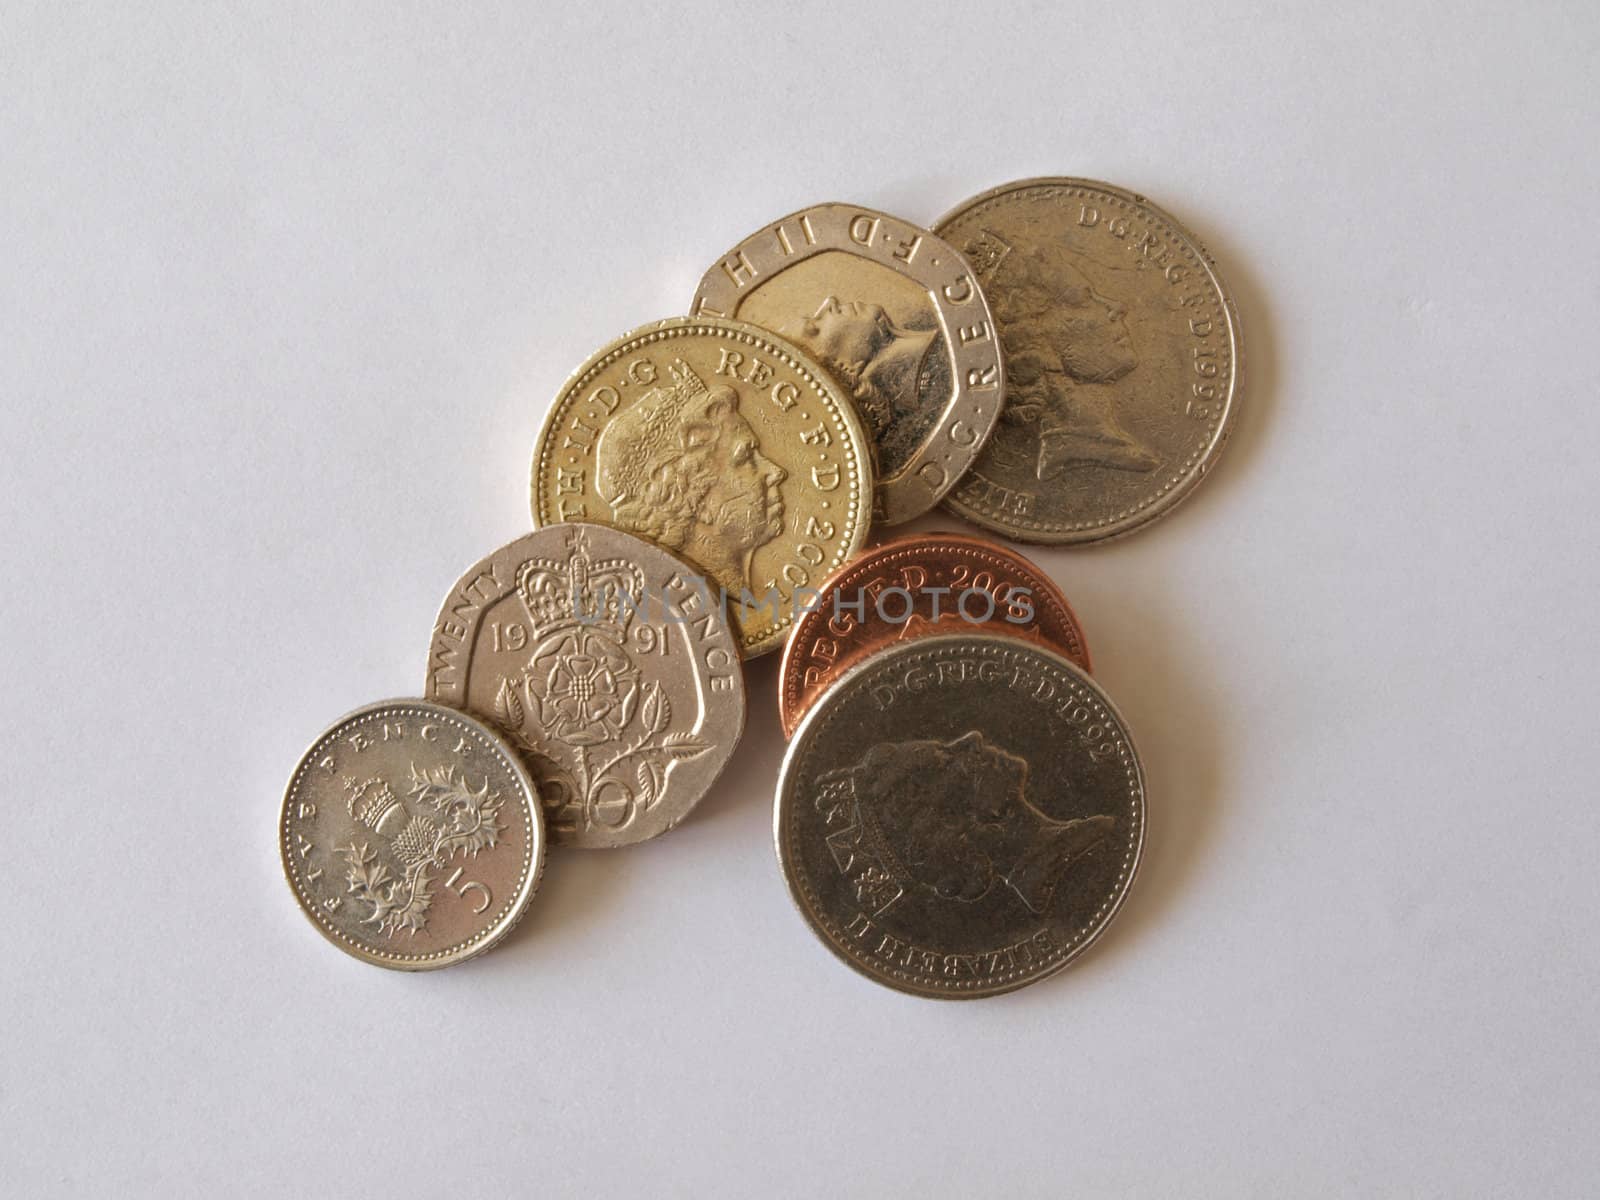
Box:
530, 316, 874, 658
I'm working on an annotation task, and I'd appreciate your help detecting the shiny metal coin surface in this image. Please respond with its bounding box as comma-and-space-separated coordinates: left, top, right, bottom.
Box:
426, 523, 745, 848
280, 698, 545, 970
935, 177, 1240, 543
777, 531, 1091, 738
694, 204, 1002, 525
531, 316, 873, 658
776, 635, 1144, 998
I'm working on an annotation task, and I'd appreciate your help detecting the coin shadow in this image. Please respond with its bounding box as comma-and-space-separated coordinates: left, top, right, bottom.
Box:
492, 655, 786, 958
1149, 203, 1278, 532
683, 651, 787, 831
1051, 584, 1227, 982
490, 845, 636, 956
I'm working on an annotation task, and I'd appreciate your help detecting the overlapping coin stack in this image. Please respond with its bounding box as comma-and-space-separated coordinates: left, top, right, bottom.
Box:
280, 178, 1240, 996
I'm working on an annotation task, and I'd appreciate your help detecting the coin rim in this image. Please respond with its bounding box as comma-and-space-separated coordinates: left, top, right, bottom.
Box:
773, 633, 1145, 999
691, 203, 1004, 525
530, 315, 874, 658
278, 697, 547, 971
422, 524, 748, 849
775, 530, 1093, 738
933, 176, 1242, 545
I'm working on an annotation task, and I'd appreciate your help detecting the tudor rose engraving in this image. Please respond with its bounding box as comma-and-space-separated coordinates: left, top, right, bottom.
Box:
427, 523, 746, 849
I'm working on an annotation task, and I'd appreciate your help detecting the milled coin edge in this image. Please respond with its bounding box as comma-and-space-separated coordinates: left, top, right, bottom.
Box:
933, 176, 1242, 545
422, 525, 749, 849
529, 315, 874, 658
278, 697, 547, 971
773, 633, 1146, 999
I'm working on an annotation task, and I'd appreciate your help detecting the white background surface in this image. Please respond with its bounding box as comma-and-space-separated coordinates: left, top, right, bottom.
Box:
4, 3, 1598, 1195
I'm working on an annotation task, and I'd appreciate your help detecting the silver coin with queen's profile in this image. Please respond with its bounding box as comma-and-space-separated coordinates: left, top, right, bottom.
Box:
692, 204, 1003, 526
426, 523, 746, 849
935, 177, 1240, 543
280, 699, 544, 971
775, 634, 1144, 998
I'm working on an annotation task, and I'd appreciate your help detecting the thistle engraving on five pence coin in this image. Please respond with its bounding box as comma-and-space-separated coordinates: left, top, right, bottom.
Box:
280, 700, 545, 970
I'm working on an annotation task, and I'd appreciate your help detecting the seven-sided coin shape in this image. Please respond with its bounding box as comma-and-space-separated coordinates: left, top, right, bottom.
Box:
693, 204, 1003, 525
426, 523, 746, 848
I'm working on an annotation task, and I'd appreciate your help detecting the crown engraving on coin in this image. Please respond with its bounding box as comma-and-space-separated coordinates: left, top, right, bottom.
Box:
514, 526, 647, 639
487, 528, 713, 837
963, 228, 1013, 279
336, 764, 506, 937
344, 775, 403, 831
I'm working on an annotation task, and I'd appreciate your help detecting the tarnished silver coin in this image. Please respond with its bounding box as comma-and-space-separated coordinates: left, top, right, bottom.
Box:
426, 523, 746, 848
693, 204, 1003, 525
935, 177, 1240, 543
280, 698, 544, 971
776, 634, 1144, 998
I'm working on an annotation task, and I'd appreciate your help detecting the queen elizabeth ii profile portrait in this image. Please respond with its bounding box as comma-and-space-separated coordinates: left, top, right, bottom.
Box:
785, 295, 941, 476
821, 729, 1113, 915
969, 231, 1158, 478
595, 360, 787, 599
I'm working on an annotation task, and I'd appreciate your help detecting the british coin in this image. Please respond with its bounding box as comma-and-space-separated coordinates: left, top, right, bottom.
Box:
530, 316, 873, 659
279, 698, 544, 971
934, 178, 1241, 543
777, 531, 1091, 738
426, 523, 746, 849
775, 635, 1143, 998
692, 204, 1003, 526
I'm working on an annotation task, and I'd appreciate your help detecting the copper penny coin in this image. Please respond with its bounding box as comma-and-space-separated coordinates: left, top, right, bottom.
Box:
777, 532, 1091, 738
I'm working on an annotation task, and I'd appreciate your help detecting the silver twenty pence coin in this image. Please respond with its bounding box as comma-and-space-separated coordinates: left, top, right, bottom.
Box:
426, 522, 747, 848
280, 698, 545, 971
775, 634, 1145, 998
692, 204, 1004, 525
